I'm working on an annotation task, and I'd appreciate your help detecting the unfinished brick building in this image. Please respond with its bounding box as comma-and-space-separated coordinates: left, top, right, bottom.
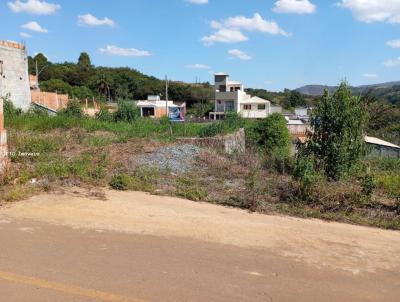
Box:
0, 40, 31, 111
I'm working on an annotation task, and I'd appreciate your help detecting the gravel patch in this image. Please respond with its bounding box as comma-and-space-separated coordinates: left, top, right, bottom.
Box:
136, 144, 201, 174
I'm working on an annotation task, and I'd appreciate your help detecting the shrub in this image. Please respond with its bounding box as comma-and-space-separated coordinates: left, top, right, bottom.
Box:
60, 100, 84, 118
95, 105, 114, 122
110, 174, 133, 190
360, 173, 376, 198
376, 174, 400, 199
293, 154, 320, 198
176, 177, 207, 201
3, 95, 22, 118
199, 122, 224, 137
253, 113, 290, 156
114, 100, 140, 123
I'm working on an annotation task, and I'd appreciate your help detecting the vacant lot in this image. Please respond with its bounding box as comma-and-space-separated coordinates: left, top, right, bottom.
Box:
2, 115, 400, 230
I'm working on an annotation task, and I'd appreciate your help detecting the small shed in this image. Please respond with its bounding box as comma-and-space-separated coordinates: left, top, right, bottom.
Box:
365, 136, 400, 159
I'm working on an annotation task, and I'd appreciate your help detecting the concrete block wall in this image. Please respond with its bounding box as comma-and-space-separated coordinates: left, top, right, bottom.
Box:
177, 128, 246, 155
0, 41, 31, 111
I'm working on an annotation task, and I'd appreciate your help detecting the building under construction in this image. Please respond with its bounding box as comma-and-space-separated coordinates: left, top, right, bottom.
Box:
0, 40, 31, 111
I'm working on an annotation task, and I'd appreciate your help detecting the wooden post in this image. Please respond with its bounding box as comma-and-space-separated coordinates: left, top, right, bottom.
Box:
0, 97, 8, 177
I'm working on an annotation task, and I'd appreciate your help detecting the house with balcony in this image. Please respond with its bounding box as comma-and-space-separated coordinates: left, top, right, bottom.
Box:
209, 73, 271, 120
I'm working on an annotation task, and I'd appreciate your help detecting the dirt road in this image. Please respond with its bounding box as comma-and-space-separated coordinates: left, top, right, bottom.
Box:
0, 188, 399, 301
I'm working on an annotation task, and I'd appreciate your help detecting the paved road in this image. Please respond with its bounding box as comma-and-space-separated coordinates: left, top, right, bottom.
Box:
0, 189, 399, 301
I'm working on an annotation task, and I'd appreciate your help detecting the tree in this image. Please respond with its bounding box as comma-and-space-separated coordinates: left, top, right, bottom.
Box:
114, 100, 140, 123
254, 113, 290, 155
78, 52, 91, 69
300, 81, 367, 180
40, 79, 73, 95
72, 86, 93, 100
284, 90, 306, 109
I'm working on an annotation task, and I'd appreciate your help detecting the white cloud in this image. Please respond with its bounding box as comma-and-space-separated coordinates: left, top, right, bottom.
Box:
362, 73, 378, 78
185, 64, 211, 69
228, 49, 252, 60
273, 0, 316, 14
264, 80, 273, 85
8, 0, 60, 15
185, 0, 208, 4
21, 21, 48, 33
384, 57, 400, 67
337, 0, 400, 24
202, 13, 289, 45
202, 28, 248, 45
222, 13, 290, 36
19, 32, 32, 38
78, 14, 115, 27
99, 45, 151, 57
386, 40, 400, 49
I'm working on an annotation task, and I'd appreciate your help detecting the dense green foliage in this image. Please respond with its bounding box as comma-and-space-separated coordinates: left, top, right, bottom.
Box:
252, 113, 290, 156
2, 95, 22, 118
114, 100, 140, 123
297, 82, 367, 181
60, 100, 84, 118
29, 53, 213, 107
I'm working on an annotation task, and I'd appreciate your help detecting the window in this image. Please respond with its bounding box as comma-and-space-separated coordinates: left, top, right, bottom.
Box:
225, 101, 234, 112
243, 104, 252, 110
257, 104, 266, 110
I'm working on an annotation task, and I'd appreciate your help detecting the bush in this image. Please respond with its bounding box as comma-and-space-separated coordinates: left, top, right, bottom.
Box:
110, 174, 132, 190
3, 95, 22, 118
60, 100, 84, 118
114, 100, 140, 123
376, 174, 400, 199
176, 177, 207, 201
360, 173, 376, 198
199, 122, 224, 137
95, 105, 113, 122
253, 113, 290, 156
293, 154, 320, 198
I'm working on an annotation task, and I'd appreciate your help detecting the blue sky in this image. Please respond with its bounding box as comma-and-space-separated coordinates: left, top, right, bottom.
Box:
0, 0, 399, 91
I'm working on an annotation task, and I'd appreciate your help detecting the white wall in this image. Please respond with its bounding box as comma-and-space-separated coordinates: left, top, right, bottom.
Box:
239, 103, 269, 119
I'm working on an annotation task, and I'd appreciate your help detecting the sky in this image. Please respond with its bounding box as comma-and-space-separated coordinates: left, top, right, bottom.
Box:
0, 0, 399, 91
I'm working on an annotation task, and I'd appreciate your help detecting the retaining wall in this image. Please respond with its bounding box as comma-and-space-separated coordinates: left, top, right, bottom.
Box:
177, 128, 246, 155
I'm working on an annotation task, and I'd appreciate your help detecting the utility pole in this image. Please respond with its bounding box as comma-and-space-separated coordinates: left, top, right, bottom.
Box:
35, 60, 48, 90
165, 75, 169, 119
35, 60, 39, 89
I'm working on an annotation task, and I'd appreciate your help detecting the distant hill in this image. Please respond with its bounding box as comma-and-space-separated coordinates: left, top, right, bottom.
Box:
295, 81, 400, 105
296, 81, 400, 96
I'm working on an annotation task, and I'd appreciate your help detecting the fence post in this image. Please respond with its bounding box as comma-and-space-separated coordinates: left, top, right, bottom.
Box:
0, 97, 8, 177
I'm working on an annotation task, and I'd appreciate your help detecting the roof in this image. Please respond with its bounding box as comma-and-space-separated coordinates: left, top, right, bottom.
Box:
287, 119, 304, 125
228, 80, 241, 85
365, 136, 400, 149
215, 72, 228, 76
241, 96, 270, 105
137, 100, 181, 108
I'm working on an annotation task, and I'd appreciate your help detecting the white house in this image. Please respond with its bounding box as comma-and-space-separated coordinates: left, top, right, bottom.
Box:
209, 73, 271, 120
136, 96, 185, 121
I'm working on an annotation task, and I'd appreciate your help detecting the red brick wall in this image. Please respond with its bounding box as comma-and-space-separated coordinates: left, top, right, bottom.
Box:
31, 90, 69, 111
